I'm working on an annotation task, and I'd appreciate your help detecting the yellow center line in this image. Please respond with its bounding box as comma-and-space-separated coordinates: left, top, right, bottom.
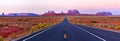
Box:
64, 34, 67, 39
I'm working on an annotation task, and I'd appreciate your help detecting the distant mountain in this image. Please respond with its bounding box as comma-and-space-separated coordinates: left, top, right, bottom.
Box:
43, 11, 56, 16
0, 12, 5, 16
67, 10, 80, 15
0, 10, 114, 16
96, 12, 112, 16
6, 13, 39, 16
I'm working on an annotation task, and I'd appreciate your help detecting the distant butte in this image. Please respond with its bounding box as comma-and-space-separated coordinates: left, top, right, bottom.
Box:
0, 10, 113, 16
42, 10, 113, 16
96, 12, 112, 16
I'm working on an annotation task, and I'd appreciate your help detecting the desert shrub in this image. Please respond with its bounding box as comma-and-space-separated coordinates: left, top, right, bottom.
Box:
0, 24, 3, 26
0, 36, 3, 41
115, 25, 120, 29
38, 24, 50, 29
29, 23, 50, 33
90, 20, 98, 23
10, 33, 18, 39
29, 25, 39, 33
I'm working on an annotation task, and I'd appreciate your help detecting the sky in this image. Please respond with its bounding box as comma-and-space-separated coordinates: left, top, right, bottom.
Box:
0, 0, 120, 15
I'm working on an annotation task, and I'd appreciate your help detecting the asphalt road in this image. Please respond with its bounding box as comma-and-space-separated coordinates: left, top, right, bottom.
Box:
17, 17, 120, 41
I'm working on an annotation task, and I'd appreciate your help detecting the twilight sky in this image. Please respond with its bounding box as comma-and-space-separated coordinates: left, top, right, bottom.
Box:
0, 0, 120, 15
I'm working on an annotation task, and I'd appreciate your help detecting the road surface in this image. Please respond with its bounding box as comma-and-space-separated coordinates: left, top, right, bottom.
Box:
17, 17, 120, 41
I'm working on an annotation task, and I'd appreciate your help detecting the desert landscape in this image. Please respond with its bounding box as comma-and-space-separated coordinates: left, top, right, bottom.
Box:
1, 15, 120, 41
0, 16, 64, 41
68, 15, 120, 32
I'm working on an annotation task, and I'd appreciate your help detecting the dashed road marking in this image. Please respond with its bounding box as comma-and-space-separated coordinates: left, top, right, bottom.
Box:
64, 34, 67, 39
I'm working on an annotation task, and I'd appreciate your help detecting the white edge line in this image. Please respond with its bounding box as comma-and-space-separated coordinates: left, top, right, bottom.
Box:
23, 27, 53, 41
75, 25, 106, 41
85, 25, 120, 33
22, 19, 64, 41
